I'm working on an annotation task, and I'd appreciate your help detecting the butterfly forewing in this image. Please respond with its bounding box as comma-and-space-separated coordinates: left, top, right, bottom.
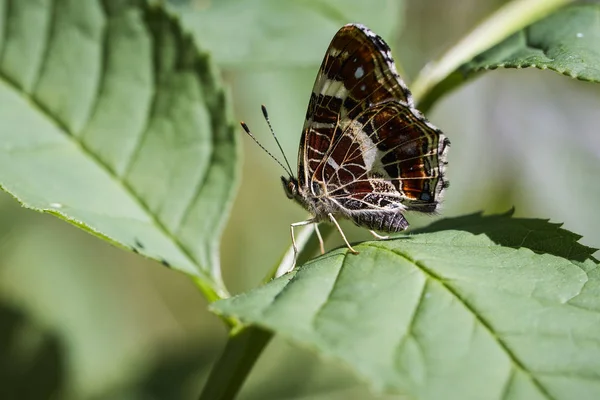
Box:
298, 23, 449, 232
299, 24, 412, 188
306, 24, 412, 120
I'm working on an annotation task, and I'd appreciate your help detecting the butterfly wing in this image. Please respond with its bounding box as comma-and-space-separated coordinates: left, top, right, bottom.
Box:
298, 23, 413, 189
300, 23, 449, 231
325, 102, 449, 230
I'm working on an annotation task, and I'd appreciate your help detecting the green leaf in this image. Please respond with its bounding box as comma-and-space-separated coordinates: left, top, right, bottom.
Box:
169, 0, 404, 69
415, 210, 598, 263
462, 3, 600, 79
212, 213, 600, 399
414, 1, 600, 111
0, 1, 238, 299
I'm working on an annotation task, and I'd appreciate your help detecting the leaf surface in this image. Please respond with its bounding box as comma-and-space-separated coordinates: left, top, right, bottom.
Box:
0, 0, 238, 297
417, 3, 600, 110
463, 4, 600, 80
213, 213, 600, 399
169, 0, 403, 69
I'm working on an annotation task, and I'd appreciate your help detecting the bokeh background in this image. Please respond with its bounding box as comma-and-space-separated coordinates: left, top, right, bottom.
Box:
1, 0, 598, 399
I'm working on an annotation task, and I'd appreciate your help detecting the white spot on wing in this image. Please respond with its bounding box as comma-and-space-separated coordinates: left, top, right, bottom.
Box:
355, 66, 364, 79
327, 156, 340, 170
321, 79, 348, 99
329, 47, 342, 57
311, 121, 335, 129
348, 121, 377, 170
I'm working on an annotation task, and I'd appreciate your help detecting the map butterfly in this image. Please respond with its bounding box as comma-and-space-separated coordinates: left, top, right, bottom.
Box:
242, 23, 450, 265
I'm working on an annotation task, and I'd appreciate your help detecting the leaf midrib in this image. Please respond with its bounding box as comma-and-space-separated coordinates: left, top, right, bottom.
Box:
0, 48, 216, 290
364, 243, 556, 400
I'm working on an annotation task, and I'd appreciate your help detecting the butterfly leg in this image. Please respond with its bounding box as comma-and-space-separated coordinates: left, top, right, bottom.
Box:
328, 213, 359, 254
370, 230, 390, 240
314, 223, 325, 254
291, 219, 315, 266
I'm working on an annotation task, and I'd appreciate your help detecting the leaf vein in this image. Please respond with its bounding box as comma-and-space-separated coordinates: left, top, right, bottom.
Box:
0, 0, 11, 63
30, 0, 59, 97
365, 243, 556, 400
392, 277, 428, 377
310, 250, 348, 328
499, 368, 516, 400
0, 3, 222, 294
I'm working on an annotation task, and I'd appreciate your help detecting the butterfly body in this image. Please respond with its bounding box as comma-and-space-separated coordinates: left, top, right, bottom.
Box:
282, 172, 409, 233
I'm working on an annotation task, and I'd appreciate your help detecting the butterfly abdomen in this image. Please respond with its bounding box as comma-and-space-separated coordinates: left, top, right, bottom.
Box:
350, 210, 409, 232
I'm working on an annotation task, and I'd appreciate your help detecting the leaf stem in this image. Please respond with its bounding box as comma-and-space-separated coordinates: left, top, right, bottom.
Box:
200, 222, 333, 398
198, 325, 273, 400
411, 0, 574, 108
192, 276, 228, 303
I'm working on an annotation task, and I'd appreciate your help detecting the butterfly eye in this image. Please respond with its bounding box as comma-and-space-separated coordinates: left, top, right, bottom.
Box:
287, 181, 298, 197
281, 177, 297, 199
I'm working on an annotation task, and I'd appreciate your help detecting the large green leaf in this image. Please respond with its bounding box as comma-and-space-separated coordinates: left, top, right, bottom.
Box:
462, 4, 600, 78
169, 0, 403, 69
0, 0, 238, 298
415, 2, 600, 110
213, 213, 600, 399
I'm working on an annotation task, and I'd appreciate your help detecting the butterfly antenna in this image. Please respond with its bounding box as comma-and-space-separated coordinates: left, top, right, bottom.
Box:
261, 105, 295, 176
240, 121, 293, 176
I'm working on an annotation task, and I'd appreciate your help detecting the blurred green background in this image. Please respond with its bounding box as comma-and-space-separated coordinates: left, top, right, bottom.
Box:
1, 0, 598, 399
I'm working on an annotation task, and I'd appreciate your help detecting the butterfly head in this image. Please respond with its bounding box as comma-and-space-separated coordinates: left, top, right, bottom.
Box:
281, 176, 299, 200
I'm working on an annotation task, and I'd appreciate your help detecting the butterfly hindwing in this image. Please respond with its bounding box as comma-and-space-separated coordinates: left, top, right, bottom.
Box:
331, 103, 449, 207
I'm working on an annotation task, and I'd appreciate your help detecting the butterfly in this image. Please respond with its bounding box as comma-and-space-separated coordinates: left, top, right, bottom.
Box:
242, 23, 449, 265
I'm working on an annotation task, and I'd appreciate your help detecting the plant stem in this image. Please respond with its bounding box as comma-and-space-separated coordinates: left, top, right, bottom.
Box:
411, 0, 574, 107
198, 325, 273, 400
192, 276, 227, 303
199, 222, 334, 398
